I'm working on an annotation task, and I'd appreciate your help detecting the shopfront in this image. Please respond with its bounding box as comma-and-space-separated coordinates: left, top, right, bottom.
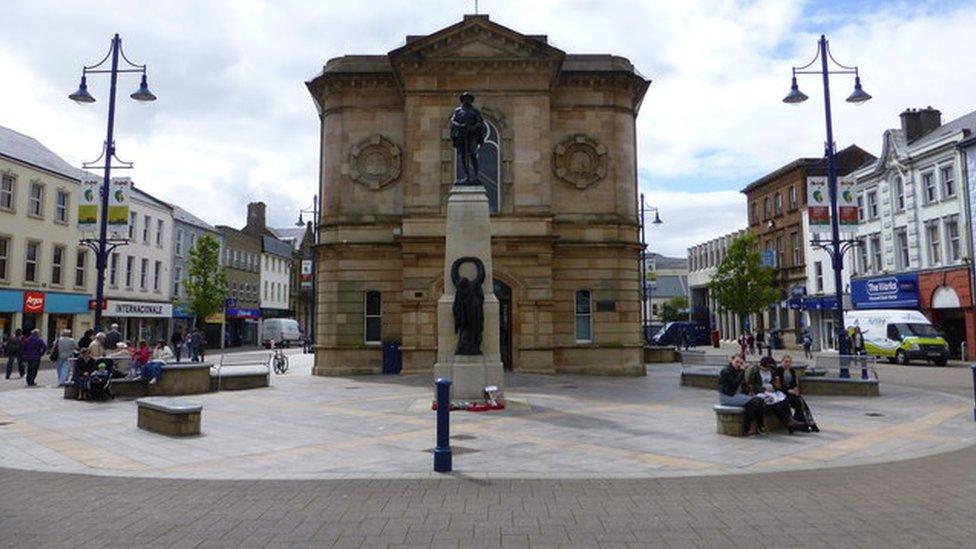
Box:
851, 274, 920, 311
226, 307, 260, 347
801, 294, 842, 352
0, 289, 92, 341
918, 267, 974, 360
103, 300, 173, 345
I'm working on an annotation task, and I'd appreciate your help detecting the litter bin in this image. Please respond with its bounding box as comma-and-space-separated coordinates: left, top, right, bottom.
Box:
381, 341, 402, 374
710, 330, 720, 348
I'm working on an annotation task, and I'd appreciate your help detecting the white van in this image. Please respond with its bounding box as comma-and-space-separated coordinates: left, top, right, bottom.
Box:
844, 309, 949, 366
261, 318, 302, 348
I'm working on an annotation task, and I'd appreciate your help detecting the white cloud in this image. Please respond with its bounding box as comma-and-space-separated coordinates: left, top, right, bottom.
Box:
0, 0, 974, 250
642, 189, 745, 257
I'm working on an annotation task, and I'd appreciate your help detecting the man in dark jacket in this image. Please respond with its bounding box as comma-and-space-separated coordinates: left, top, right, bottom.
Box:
718, 355, 766, 435
190, 329, 205, 362
4, 329, 24, 379
105, 324, 123, 351
22, 329, 47, 387
170, 330, 184, 362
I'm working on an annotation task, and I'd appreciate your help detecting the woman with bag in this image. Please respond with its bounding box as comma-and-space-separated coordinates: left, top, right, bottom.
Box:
775, 355, 819, 432
745, 356, 806, 434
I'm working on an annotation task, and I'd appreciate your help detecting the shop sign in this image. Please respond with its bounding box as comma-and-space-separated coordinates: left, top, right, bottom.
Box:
837, 177, 858, 227
107, 177, 131, 237
205, 312, 225, 324
88, 298, 107, 310
806, 176, 829, 227
78, 175, 100, 233
301, 259, 313, 289
851, 273, 919, 309
226, 307, 261, 319
106, 300, 173, 318
23, 291, 45, 313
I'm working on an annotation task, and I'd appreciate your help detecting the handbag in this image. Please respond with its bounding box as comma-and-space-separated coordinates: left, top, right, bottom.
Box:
50, 345, 59, 361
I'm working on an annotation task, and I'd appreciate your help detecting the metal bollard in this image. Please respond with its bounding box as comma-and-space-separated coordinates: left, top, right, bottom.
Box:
971, 365, 976, 422
434, 378, 452, 472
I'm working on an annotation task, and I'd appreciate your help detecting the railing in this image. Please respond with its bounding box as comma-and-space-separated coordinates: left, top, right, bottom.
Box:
812, 354, 878, 380
214, 351, 271, 391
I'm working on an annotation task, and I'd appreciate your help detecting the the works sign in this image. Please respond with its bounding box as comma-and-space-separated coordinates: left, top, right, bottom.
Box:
106, 300, 173, 318
851, 273, 919, 309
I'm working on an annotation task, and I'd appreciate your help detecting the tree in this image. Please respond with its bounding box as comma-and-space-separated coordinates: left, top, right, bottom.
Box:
708, 233, 779, 329
661, 296, 689, 322
184, 233, 227, 327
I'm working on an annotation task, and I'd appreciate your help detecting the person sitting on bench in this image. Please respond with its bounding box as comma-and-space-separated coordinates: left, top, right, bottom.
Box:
745, 356, 806, 434
718, 355, 767, 435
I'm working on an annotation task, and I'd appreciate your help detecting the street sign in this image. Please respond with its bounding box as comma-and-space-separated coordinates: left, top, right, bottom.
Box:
301, 259, 313, 289
224, 298, 238, 309
761, 250, 776, 268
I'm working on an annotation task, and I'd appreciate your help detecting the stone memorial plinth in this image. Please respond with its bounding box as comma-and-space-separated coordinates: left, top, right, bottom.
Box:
433, 185, 504, 401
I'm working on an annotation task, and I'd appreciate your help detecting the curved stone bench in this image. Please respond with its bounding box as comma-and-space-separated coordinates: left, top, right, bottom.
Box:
714, 404, 786, 437
137, 397, 202, 436
65, 362, 213, 400
210, 364, 270, 391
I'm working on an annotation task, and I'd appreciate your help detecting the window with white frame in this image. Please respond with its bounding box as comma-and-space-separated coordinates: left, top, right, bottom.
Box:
176, 229, 184, 256
75, 250, 86, 287
140, 258, 149, 289
574, 290, 593, 342
927, 222, 941, 265
174, 265, 182, 297
788, 186, 797, 210
774, 193, 782, 215
156, 219, 164, 247
941, 166, 955, 198
893, 177, 905, 210
28, 182, 43, 217
142, 215, 151, 243
263, 280, 269, 301
110, 253, 119, 286
125, 256, 134, 287
895, 228, 910, 270
776, 236, 785, 267
189, 234, 196, 251
857, 194, 864, 221
870, 235, 882, 272
814, 261, 823, 293
25, 240, 40, 282
763, 197, 770, 219
867, 191, 878, 219
51, 245, 64, 286
0, 236, 8, 280
751, 201, 758, 223
0, 174, 14, 211
364, 290, 381, 344
128, 212, 137, 240
858, 238, 869, 274
945, 216, 960, 262
922, 172, 937, 203
790, 232, 800, 266
55, 190, 69, 223
153, 260, 161, 291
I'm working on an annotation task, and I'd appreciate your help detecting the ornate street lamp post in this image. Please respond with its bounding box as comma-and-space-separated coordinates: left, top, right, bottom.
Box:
639, 193, 663, 343
70, 34, 156, 331
784, 35, 871, 364
296, 196, 319, 352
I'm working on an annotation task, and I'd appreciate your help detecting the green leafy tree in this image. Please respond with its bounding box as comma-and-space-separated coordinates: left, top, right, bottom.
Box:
184, 233, 227, 327
708, 233, 779, 329
661, 296, 689, 322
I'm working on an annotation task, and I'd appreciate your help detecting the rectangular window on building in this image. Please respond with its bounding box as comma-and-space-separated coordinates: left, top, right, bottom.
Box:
751, 201, 758, 223
364, 290, 382, 344
25, 240, 39, 282
128, 212, 137, 240
867, 191, 878, 219
923, 172, 937, 203
858, 238, 869, 274
174, 265, 181, 297
264, 280, 269, 301
189, 234, 196, 251
28, 182, 43, 217
75, 250, 86, 288
927, 222, 941, 265
857, 195, 864, 221
814, 261, 823, 293
140, 258, 148, 289
788, 186, 797, 210
776, 236, 785, 267
763, 197, 770, 219
945, 216, 960, 262
941, 166, 955, 198
790, 232, 800, 266
142, 215, 151, 244
125, 255, 134, 287
893, 177, 905, 211
153, 260, 161, 291
0, 236, 8, 280
55, 190, 69, 224
0, 175, 14, 211
574, 289, 593, 343
176, 229, 184, 256
156, 219, 164, 247
871, 235, 882, 272
774, 193, 782, 215
895, 228, 910, 270
51, 245, 64, 286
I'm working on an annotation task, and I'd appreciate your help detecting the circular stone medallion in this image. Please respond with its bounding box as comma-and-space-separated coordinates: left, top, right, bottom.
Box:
553, 134, 607, 190
347, 134, 401, 190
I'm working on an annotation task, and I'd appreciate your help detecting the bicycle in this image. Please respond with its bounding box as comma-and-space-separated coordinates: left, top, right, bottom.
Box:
271, 346, 288, 374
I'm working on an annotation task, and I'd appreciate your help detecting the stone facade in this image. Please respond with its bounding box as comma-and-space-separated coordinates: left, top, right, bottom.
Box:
306, 15, 650, 376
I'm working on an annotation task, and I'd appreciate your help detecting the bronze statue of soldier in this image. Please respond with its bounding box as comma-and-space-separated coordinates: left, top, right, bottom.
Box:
450, 92, 486, 185
451, 256, 485, 355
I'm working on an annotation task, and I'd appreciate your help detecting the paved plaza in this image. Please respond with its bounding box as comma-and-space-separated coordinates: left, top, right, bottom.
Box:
1, 351, 975, 547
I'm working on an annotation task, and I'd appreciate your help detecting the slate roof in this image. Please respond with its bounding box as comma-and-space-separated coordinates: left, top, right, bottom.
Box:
647, 252, 688, 271
0, 124, 91, 181
262, 234, 293, 258
910, 109, 976, 148
270, 227, 306, 252
648, 274, 688, 298
172, 204, 219, 233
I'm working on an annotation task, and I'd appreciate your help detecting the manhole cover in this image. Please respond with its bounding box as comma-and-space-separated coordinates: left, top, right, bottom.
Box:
864, 412, 885, 417
425, 446, 479, 455
452, 434, 476, 440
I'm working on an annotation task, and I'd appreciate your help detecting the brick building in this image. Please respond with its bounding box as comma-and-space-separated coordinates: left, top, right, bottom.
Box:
306, 15, 651, 375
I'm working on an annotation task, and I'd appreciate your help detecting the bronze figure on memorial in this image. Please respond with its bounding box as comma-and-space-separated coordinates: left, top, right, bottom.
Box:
451, 256, 485, 355
450, 92, 486, 185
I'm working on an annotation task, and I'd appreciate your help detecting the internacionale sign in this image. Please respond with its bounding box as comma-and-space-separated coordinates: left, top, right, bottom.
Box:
105, 300, 173, 318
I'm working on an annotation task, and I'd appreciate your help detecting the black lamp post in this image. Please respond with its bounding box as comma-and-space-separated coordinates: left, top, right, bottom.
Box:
639, 193, 663, 343
70, 34, 156, 332
784, 35, 870, 363
296, 195, 319, 352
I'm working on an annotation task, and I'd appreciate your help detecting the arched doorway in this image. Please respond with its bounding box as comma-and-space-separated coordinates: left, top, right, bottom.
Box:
494, 280, 513, 370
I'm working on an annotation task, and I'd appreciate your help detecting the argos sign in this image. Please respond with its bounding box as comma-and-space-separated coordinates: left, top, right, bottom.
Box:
23, 291, 45, 313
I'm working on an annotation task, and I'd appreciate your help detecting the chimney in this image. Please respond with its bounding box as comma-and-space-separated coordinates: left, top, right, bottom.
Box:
246, 202, 267, 231
900, 106, 942, 142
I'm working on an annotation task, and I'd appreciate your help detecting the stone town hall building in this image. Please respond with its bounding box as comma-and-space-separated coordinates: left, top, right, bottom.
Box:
306, 15, 650, 376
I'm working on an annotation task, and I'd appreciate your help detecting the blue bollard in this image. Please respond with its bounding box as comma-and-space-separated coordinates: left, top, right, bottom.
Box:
434, 378, 452, 472
971, 365, 976, 422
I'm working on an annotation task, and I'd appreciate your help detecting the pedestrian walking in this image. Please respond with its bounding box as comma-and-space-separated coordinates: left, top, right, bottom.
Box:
53, 329, 78, 386
746, 331, 755, 355
738, 332, 747, 358
105, 324, 123, 351
4, 329, 24, 379
78, 329, 94, 352
802, 331, 813, 359
170, 329, 184, 362
191, 328, 206, 362
756, 329, 765, 356
22, 329, 47, 387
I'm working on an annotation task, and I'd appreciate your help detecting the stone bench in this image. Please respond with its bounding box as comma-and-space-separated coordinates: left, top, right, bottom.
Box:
681, 365, 879, 397
714, 404, 786, 437
210, 364, 270, 391
136, 397, 202, 436
65, 362, 213, 400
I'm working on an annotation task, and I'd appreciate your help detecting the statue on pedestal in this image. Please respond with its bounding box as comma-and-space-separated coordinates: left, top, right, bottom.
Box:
451, 256, 485, 355
450, 92, 486, 185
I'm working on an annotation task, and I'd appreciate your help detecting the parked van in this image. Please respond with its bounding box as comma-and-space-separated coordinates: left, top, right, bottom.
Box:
650, 321, 709, 347
844, 309, 949, 366
261, 318, 302, 348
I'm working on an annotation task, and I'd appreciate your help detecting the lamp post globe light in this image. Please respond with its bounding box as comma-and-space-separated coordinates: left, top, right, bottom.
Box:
70, 34, 156, 331
783, 35, 871, 363
638, 193, 663, 343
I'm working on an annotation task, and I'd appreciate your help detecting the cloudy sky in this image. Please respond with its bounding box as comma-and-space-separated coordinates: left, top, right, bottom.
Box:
2, 0, 974, 256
